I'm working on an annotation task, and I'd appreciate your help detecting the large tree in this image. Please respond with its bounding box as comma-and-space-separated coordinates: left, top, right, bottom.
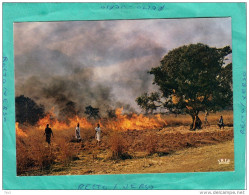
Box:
144, 43, 232, 129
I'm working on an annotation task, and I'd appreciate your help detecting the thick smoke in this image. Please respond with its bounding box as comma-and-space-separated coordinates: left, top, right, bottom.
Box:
15, 65, 115, 119
14, 19, 231, 119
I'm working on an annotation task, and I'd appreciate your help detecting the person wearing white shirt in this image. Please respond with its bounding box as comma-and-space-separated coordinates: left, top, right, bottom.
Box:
95, 123, 101, 145
75, 123, 81, 141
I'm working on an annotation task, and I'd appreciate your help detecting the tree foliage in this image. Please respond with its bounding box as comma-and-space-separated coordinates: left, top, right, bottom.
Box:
137, 43, 232, 129
15, 95, 45, 125
85, 105, 101, 119
135, 92, 161, 114
59, 100, 77, 122
107, 109, 117, 118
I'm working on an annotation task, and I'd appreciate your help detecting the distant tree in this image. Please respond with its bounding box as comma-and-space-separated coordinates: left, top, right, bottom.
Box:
85, 105, 100, 119
15, 95, 45, 125
59, 101, 77, 122
107, 109, 117, 118
136, 92, 161, 114
142, 43, 232, 130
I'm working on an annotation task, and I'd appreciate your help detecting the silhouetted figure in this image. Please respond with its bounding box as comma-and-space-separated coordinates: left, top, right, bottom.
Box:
191, 115, 202, 130
75, 122, 81, 142
44, 124, 53, 145
95, 124, 101, 146
204, 110, 210, 126
218, 115, 225, 129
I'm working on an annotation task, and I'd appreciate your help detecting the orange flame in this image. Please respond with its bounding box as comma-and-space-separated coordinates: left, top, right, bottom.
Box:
105, 107, 167, 131
16, 122, 27, 137
35, 107, 167, 131
37, 107, 93, 130
37, 113, 92, 130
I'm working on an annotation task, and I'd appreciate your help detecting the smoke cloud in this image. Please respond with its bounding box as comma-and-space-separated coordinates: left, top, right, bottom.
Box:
14, 18, 231, 119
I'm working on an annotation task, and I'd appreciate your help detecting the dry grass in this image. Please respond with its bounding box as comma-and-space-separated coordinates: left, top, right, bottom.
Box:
109, 132, 131, 160
205, 111, 233, 126
16, 110, 233, 175
16, 127, 81, 175
162, 110, 233, 126
81, 128, 95, 141
16, 131, 57, 175
144, 132, 158, 155
47, 139, 234, 175
55, 136, 79, 166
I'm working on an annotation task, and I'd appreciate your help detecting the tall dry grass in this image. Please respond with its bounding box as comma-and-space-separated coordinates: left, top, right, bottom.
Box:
16, 110, 233, 175
16, 129, 56, 175
203, 111, 233, 126
162, 110, 233, 126
16, 127, 80, 175
144, 132, 158, 155
109, 132, 131, 160
81, 128, 95, 141
54, 134, 80, 166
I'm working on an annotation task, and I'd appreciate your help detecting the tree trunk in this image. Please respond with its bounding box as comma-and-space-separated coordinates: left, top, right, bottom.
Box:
190, 113, 202, 130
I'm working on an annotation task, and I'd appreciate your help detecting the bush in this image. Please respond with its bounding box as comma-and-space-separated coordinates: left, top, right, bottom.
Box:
145, 132, 158, 155
16, 132, 56, 175
16, 127, 80, 175
109, 132, 131, 160
55, 136, 79, 166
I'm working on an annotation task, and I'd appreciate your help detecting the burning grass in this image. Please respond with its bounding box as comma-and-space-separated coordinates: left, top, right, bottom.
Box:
36, 107, 168, 132
16, 110, 233, 175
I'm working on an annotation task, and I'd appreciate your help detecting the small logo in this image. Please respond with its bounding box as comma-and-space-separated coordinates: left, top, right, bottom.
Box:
218, 159, 230, 165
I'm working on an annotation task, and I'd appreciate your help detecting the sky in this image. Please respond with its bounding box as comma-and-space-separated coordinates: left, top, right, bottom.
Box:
14, 18, 232, 117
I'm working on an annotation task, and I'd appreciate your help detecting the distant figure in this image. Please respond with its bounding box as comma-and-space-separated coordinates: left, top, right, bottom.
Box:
191, 115, 202, 130
204, 110, 209, 125
95, 124, 101, 145
218, 115, 225, 129
75, 123, 81, 142
44, 124, 53, 145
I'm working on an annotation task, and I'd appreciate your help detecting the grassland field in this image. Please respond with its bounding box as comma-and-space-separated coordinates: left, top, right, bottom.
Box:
16, 111, 234, 176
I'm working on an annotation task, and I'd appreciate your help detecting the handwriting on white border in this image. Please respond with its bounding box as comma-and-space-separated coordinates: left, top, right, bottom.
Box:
78, 183, 153, 190
100, 4, 165, 11
240, 71, 246, 134
3, 56, 8, 123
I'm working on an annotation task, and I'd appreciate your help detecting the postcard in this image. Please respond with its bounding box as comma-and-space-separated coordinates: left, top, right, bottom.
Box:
2, 2, 246, 190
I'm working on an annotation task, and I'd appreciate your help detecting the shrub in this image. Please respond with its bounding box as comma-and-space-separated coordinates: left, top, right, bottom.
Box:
55, 135, 80, 166
16, 127, 80, 175
109, 132, 131, 160
16, 131, 57, 175
144, 132, 158, 155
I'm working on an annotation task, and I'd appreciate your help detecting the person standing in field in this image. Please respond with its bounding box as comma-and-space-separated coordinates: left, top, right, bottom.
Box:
218, 115, 225, 129
75, 122, 81, 142
204, 110, 209, 126
44, 124, 54, 145
95, 124, 101, 145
